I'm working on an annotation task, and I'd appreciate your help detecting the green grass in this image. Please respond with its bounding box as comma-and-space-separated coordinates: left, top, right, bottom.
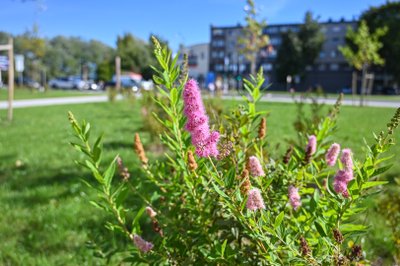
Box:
0, 87, 105, 100
0, 100, 399, 264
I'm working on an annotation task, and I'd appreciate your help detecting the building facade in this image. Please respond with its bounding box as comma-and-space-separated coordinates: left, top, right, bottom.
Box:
209, 20, 358, 93
178, 43, 209, 85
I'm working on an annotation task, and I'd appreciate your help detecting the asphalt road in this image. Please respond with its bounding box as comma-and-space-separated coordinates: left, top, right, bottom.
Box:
0, 93, 398, 109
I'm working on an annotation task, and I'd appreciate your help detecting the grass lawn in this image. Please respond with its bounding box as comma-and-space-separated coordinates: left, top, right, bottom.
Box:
0, 99, 399, 264
0, 87, 105, 100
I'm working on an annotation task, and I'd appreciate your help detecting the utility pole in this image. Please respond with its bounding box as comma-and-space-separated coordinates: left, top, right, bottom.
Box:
115, 56, 121, 92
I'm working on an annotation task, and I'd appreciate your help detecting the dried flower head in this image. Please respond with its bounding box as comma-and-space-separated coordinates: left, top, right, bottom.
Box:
240, 169, 251, 195
288, 185, 301, 211
187, 150, 198, 171
152, 220, 164, 237
283, 145, 293, 164
183, 79, 220, 158
132, 234, 153, 253
299, 236, 311, 256
246, 188, 265, 211
326, 143, 341, 166
145, 206, 157, 219
304, 135, 317, 164
348, 244, 363, 261
248, 156, 265, 177
258, 117, 266, 139
217, 140, 233, 160
333, 228, 344, 244
116, 156, 130, 181
134, 133, 148, 165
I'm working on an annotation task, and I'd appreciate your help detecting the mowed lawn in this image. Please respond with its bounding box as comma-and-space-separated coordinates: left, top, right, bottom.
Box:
0, 87, 105, 100
0, 99, 399, 265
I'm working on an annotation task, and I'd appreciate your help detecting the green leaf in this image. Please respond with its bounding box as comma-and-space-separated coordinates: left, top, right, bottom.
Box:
170, 87, 178, 105
212, 182, 229, 199
314, 221, 327, 237
371, 164, 393, 178
131, 207, 146, 233
104, 156, 118, 193
220, 239, 227, 258
85, 160, 104, 184
274, 211, 285, 229
361, 181, 388, 189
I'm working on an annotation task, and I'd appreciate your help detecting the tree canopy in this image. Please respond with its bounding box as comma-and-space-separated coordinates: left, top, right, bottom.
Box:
361, 2, 400, 83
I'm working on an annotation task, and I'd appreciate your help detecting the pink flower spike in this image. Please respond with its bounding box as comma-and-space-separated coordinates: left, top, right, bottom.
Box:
246, 188, 266, 211
248, 156, 265, 177
145, 207, 157, 219
326, 143, 341, 166
288, 185, 301, 211
183, 79, 220, 158
341, 148, 353, 172
133, 234, 154, 253
307, 135, 317, 156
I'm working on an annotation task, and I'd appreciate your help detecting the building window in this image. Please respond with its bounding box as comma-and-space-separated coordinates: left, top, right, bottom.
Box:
330, 50, 337, 58
262, 63, 273, 71
332, 26, 341, 32
332, 37, 340, 42
330, 63, 339, 71
319, 51, 326, 58
215, 64, 224, 71
201, 52, 205, 60
318, 64, 326, 71
218, 51, 224, 58
270, 37, 281, 45
305, 65, 313, 71
213, 29, 224, 36
211, 51, 218, 58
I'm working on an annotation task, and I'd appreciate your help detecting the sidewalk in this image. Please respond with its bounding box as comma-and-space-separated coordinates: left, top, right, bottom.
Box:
0, 94, 398, 109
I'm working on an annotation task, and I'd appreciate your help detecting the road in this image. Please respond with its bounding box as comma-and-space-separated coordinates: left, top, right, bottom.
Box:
0, 93, 398, 109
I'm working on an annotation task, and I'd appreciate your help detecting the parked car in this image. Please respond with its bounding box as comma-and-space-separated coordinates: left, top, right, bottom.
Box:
104, 78, 141, 92
15, 77, 41, 90
48, 77, 88, 90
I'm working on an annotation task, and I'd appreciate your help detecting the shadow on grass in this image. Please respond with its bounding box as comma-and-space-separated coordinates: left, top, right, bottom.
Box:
103, 141, 133, 150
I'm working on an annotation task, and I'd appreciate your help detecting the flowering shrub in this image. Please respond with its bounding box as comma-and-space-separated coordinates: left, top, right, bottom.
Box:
69, 38, 400, 265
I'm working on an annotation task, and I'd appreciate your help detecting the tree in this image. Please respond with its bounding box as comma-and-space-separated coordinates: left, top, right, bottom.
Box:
339, 20, 386, 105
298, 11, 324, 69
275, 31, 302, 83
116, 33, 152, 73
361, 2, 400, 84
275, 11, 323, 84
238, 0, 268, 76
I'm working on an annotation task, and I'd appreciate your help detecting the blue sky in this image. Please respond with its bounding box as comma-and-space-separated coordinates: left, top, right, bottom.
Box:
0, 0, 388, 51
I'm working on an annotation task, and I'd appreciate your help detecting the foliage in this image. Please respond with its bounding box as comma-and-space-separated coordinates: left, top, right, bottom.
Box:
238, 0, 269, 76
275, 11, 324, 83
298, 11, 325, 68
69, 38, 400, 264
339, 20, 386, 71
275, 30, 302, 82
361, 1, 400, 84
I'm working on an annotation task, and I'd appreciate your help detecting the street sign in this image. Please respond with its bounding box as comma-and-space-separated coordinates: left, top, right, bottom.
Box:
15, 54, 24, 72
0, 55, 8, 70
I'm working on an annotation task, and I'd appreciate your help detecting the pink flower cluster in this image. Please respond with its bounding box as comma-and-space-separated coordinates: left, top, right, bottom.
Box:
133, 234, 154, 253
307, 135, 317, 155
246, 188, 266, 211
333, 148, 354, 198
248, 156, 265, 177
183, 79, 220, 157
288, 185, 301, 211
325, 143, 341, 166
